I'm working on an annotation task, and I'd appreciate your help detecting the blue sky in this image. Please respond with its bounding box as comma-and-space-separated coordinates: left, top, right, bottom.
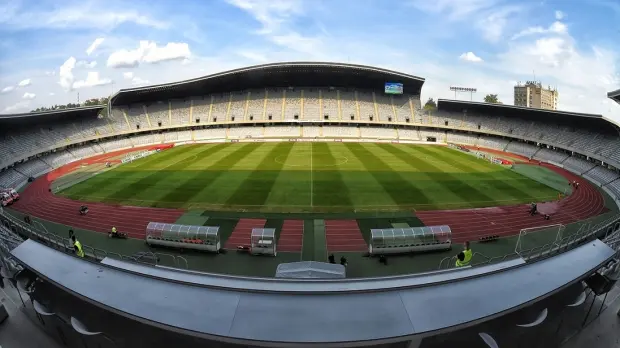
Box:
0, 0, 619, 122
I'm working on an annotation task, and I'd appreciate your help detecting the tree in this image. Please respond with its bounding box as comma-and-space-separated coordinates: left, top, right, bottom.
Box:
423, 98, 437, 110
483, 94, 500, 104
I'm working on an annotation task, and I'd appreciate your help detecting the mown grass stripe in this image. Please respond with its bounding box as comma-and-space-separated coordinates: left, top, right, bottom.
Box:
394, 144, 498, 204
100, 144, 230, 203
344, 142, 433, 206
312, 142, 354, 207
224, 142, 296, 206
422, 146, 540, 200
158, 143, 260, 205
64, 145, 194, 197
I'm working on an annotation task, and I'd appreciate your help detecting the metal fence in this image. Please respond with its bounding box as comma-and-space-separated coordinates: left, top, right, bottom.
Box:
0, 208, 188, 269
439, 214, 620, 270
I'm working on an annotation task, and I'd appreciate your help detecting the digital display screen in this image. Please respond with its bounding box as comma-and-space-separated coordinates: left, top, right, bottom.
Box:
385, 82, 403, 94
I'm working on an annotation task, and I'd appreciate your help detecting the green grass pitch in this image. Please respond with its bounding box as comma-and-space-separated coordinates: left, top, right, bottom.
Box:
58, 142, 561, 212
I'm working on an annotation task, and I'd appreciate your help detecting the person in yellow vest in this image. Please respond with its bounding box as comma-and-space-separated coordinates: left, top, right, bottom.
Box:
455, 241, 473, 267
71, 235, 85, 258
111, 226, 117, 235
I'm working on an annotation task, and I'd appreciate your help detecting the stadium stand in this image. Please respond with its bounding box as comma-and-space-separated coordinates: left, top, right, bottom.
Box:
2, 63, 620, 348
563, 156, 597, 174
533, 147, 569, 164
586, 166, 619, 186
0, 63, 618, 200
505, 141, 539, 158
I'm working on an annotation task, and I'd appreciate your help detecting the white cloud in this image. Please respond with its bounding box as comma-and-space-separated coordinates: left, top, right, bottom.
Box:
22, 92, 36, 100
107, 41, 191, 68
459, 52, 483, 62
0, 5, 168, 31
495, 33, 618, 115
72, 72, 113, 89
86, 38, 105, 56
44, 71, 56, 76
1, 86, 14, 94
131, 77, 150, 86
411, 0, 520, 42
59, 57, 76, 91
76, 60, 97, 68
49, 93, 55, 96
225, 0, 305, 34
237, 50, 268, 63
410, 0, 498, 20
17, 79, 31, 87
476, 6, 522, 42
123, 72, 134, 79
270, 33, 324, 54
555, 10, 565, 20
512, 21, 568, 40
4, 101, 30, 113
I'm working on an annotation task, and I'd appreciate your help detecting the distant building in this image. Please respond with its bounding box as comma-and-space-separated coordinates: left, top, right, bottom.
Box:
514, 81, 558, 110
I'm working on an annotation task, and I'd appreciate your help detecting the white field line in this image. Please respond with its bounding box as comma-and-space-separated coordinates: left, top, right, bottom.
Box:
66, 195, 560, 208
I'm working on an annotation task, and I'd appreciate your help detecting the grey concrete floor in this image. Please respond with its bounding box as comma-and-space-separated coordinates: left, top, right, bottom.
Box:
0, 278, 63, 348
562, 282, 620, 348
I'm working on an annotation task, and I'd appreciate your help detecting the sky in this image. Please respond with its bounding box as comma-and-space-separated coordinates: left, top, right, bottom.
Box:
0, 0, 619, 122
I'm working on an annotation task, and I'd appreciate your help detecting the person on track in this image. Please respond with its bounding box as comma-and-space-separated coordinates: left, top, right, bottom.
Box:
111, 226, 117, 236
72, 235, 84, 258
455, 241, 473, 267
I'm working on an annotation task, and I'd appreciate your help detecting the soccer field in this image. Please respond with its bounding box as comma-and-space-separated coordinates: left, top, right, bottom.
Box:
58, 142, 562, 212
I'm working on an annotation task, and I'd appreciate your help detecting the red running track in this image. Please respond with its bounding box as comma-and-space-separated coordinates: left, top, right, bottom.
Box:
278, 220, 304, 252
11, 145, 183, 239
325, 220, 367, 252
224, 219, 266, 249
417, 162, 608, 244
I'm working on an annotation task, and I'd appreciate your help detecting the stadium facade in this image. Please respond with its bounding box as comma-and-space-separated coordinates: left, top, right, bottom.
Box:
1, 62, 620, 348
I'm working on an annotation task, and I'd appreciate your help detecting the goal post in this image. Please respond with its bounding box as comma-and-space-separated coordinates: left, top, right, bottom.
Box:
514, 224, 565, 257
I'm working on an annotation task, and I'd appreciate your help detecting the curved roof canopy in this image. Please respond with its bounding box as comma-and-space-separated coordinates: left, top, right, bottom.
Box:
0, 105, 105, 126
609, 89, 620, 105
111, 62, 426, 106
437, 99, 618, 134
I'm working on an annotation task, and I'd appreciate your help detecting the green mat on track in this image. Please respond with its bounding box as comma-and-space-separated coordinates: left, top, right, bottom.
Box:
174, 211, 210, 226
301, 220, 315, 261
511, 164, 570, 195
313, 219, 327, 262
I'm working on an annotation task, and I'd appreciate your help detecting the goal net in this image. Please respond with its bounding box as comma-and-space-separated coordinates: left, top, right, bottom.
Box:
514, 224, 565, 257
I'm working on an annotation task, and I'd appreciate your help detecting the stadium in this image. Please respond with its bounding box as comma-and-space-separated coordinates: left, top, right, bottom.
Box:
1, 62, 620, 348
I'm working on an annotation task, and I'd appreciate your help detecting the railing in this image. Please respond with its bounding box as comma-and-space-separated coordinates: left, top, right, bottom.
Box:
0, 208, 190, 270
439, 214, 620, 270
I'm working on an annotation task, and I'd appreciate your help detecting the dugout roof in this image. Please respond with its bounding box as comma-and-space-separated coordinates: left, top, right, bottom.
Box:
437, 99, 618, 134
110, 62, 426, 106
0, 105, 105, 127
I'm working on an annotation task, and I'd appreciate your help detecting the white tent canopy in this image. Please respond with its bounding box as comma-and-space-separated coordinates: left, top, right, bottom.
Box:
275, 261, 346, 279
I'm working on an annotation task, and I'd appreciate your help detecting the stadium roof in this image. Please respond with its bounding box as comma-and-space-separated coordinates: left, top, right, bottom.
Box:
609, 88, 620, 105
111, 62, 426, 106
0, 105, 105, 125
437, 99, 618, 133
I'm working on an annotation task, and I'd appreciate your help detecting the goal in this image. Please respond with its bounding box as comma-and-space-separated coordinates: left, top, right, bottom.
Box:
514, 224, 565, 257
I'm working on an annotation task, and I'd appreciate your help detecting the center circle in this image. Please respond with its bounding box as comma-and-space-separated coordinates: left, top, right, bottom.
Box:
274, 154, 349, 167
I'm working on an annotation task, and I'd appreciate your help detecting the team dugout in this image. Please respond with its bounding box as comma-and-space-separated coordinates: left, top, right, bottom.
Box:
145, 222, 220, 252
369, 225, 452, 255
